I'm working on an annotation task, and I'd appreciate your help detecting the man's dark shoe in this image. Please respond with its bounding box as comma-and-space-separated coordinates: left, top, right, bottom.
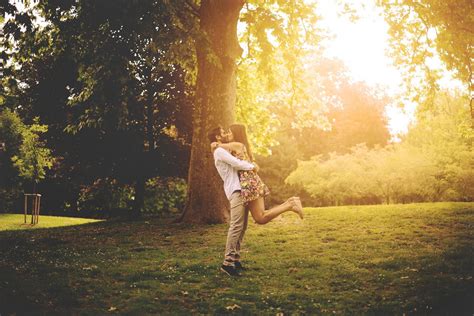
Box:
234, 261, 246, 271
220, 264, 240, 277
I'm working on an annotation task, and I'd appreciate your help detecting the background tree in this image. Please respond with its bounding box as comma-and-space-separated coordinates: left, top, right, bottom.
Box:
0, 108, 24, 211
254, 58, 391, 205
11, 118, 54, 194
377, 0, 474, 121
180, 0, 326, 223
287, 90, 474, 205
1, 0, 195, 217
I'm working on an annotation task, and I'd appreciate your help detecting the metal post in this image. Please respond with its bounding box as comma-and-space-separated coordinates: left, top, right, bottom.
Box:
23, 194, 41, 225
33, 195, 37, 225
24, 194, 27, 224
30, 195, 34, 224
35, 195, 40, 224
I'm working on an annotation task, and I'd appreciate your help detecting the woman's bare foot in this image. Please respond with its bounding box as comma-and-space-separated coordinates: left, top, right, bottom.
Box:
288, 197, 304, 219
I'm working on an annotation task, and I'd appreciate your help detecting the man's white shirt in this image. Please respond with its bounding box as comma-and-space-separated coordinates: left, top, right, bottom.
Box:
213, 147, 254, 200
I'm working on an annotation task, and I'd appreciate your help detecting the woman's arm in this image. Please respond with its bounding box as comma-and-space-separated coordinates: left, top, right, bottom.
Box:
210, 142, 244, 153
214, 147, 255, 171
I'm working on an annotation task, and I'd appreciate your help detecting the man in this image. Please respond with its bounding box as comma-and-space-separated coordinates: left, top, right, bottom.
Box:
208, 125, 256, 277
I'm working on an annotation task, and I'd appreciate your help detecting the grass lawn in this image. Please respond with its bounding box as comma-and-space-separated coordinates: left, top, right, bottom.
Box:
0, 214, 102, 231
0, 202, 473, 315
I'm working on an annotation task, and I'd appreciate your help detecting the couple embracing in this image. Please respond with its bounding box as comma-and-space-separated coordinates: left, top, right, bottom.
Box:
208, 124, 304, 277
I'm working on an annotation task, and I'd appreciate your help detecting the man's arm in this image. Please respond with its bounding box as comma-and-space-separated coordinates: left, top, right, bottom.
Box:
214, 147, 254, 171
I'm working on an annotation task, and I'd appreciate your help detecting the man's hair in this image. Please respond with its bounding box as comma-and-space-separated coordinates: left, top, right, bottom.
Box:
207, 125, 223, 143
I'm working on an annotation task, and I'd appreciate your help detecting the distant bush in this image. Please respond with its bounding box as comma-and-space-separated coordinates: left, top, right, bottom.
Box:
77, 178, 134, 217
287, 92, 474, 206
75, 177, 186, 217
286, 144, 470, 205
143, 177, 186, 216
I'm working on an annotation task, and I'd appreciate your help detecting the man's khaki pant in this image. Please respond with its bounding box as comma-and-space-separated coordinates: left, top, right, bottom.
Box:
223, 191, 249, 266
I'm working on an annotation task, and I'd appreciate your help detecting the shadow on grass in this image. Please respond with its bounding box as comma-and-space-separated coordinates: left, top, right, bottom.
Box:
352, 240, 474, 315
0, 203, 473, 315
0, 216, 202, 315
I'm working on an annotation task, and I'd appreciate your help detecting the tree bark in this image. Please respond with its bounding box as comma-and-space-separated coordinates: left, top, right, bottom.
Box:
180, 0, 245, 224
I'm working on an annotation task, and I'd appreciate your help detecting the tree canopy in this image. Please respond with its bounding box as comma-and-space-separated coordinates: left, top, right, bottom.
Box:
378, 0, 473, 119
1, 0, 471, 220
1, 0, 194, 215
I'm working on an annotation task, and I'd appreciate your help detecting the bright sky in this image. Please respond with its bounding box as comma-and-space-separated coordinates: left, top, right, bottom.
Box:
315, 1, 464, 139
317, 1, 402, 93
316, 1, 413, 137
8, 1, 462, 139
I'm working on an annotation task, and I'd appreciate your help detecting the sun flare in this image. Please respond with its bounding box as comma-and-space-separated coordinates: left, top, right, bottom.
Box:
315, 1, 463, 138
317, 1, 403, 93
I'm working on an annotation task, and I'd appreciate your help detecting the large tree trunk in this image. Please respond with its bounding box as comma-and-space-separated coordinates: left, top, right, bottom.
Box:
180, 0, 244, 224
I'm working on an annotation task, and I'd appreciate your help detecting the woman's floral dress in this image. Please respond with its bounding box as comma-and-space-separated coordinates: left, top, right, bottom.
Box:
233, 148, 270, 203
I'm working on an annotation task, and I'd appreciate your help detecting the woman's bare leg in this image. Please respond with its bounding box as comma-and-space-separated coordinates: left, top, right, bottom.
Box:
248, 197, 303, 225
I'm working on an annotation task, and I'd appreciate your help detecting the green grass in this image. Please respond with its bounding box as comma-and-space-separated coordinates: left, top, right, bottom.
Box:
0, 214, 102, 231
0, 202, 473, 315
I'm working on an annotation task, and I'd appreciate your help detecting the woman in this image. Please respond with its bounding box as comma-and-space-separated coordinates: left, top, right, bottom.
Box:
212, 124, 303, 224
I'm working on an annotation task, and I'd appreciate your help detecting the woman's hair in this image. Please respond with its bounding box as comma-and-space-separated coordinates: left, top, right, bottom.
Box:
207, 125, 223, 143
229, 124, 254, 161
